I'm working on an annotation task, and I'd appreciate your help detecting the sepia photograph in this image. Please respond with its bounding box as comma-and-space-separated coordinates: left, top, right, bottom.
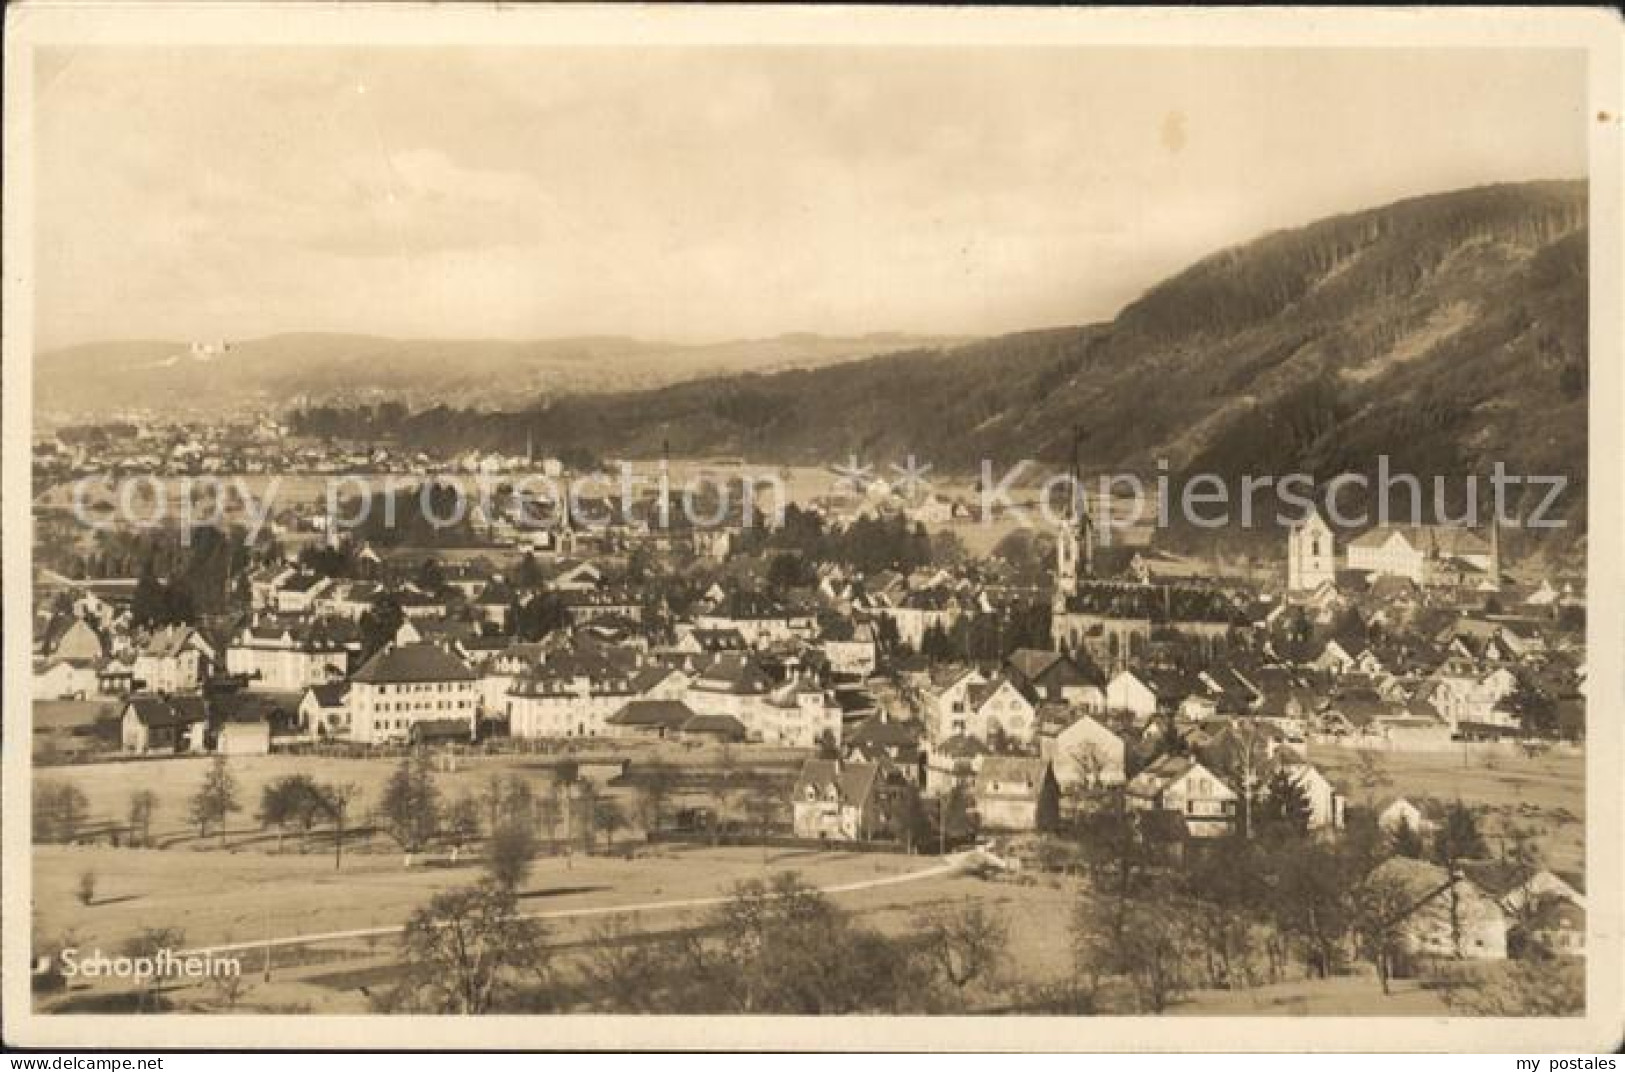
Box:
2, 3, 1621, 1054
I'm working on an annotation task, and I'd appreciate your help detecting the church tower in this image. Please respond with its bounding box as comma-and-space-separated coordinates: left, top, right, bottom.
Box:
1052, 427, 1092, 618
1287, 508, 1337, 592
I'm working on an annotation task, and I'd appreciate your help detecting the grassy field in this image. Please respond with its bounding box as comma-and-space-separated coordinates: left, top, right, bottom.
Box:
34, 745, 809, 848
1311, 744, 1585, 873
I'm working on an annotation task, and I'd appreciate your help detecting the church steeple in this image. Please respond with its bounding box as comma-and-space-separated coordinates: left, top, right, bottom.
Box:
1053, 426, 1092, 616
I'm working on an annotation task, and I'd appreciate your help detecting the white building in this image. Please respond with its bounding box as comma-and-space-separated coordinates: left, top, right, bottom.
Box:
347, 643, 479, 745
1287, 510, 1337, 592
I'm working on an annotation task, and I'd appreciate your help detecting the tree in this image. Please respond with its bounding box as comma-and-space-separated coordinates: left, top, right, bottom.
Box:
312, 781, 360, 871
1269, 841, 1352, 979
929, 784, 979, 855
1431, 801, 1489, 868
536, 789, 562, 855
377, 754, 442, 865
1440, 957, 1584, 1016
33, 781, 90, 843
188, 756, 241, 843
481, 774, 535, 835
743, 779, 782, 863
700, 872, 910, 1013
444, 793, 483, 863
515, 552, 544, 590
391, 880, 550, 1014
1354, 749, 1392, 807
1257, 768, 1314, 839
1072, 892, 1199, 1013
259, 774, 324, 853
1503, 676, 1559, 738
415, 556, 446, 594
635, 761, 676, 836
915, 899, 1009, 1007
123, 925, 186, 1013
1390, 817, 1426, 859
486, 820, 538, 890
127, 789, 158, 848
594, 798, 627, 852
358, 593, 406, 664
554, 761, 581, 864
1350, 871, 1416, 995
76, 870, 97, 907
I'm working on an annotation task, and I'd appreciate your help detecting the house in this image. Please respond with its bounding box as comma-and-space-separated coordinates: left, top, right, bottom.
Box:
973, 756, 1060, 832
133, 625, 214, 694
1459, 860, 1586, 918
1005, 648, 1103, 707
1376, 797, 1434, 839
1041, 711, 1127, 791
924, 734, 991, 794
298, 682, 352, 737
1345, 524, 1497, 589
347, 643, 480, 745
120, 695, 209, 754
791, 760, 886, 841
225, 622, 349, 692
1276, 762, 1346, 831
1125, 755, 1238, 837
962, 676, 1038, 747
216, 719, 272, 756
822, 623, 879, 678
48, 618, 106, 663
33, 656, 101, 701
1521, 896, 1586, 957
272, 572, 333, 614
1105, 668, 1201, 720
1367, 856, 1508, 962
843, 716, 925, 780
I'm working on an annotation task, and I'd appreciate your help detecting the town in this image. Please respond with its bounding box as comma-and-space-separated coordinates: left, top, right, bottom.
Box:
30, 418, 1588, 1017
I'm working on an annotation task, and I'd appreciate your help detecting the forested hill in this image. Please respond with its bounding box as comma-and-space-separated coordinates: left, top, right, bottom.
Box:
389, 180, 1587, 538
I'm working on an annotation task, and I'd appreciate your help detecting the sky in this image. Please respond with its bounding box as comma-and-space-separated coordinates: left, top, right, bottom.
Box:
32, 46, 1589, 350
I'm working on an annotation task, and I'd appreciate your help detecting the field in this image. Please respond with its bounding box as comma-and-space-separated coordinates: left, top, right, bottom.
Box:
30, 741, 1586, 1015
1311, 744, 1586, 873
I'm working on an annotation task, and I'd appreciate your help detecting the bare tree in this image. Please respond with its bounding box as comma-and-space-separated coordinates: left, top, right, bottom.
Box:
188, 756, 241, 844
376, 753, 441, 866
444, 793, 483, 864
1350, 871, 1415, 995
127, 789, 158, 847
916, 899, 1009, 1007
391, 881, 550, 1014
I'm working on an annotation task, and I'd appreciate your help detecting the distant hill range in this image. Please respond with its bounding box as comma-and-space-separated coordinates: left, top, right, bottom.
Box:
42, 180, 1588, 543
386, 180, 1587, 541
34, 331, 973, 416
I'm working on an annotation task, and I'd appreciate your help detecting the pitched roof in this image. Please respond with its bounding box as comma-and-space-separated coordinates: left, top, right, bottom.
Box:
679, 713, 748, 739
1349, 524, 1491, 558
794, 759, 880, 805
607, 699, 698, 730
977, 757, 1050, 799
123, 695, 209, 728
305, 682, 350, 708
352, 643, 476, 684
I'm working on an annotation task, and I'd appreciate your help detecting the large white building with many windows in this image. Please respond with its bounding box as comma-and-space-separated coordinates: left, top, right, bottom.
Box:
347, 643, 479, 745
